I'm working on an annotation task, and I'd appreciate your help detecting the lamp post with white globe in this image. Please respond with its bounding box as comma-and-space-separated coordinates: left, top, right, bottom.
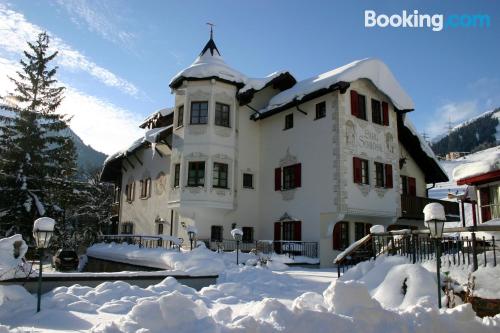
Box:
423, 203, 447, 309
231, 228, 243, 265
33, 217, 55, 312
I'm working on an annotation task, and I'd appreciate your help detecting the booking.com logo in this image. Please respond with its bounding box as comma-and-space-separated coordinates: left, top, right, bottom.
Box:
365, 10, 491, 31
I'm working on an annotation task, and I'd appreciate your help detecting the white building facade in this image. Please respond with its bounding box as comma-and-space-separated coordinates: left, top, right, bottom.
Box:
101, 36, 454, 266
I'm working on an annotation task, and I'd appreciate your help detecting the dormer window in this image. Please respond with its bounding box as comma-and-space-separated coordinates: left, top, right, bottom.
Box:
190, 101, 208, 124
215, 102, 230, 127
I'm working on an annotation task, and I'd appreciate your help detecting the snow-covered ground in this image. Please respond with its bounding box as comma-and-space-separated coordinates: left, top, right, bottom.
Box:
1, 256, 500, 332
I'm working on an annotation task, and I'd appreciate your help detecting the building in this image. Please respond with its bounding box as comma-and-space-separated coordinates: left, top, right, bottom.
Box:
454, 147, 500, 224
100, 34, 456, 266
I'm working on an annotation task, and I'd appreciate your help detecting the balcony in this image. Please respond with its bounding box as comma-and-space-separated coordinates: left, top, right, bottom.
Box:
400, 195, 460, 220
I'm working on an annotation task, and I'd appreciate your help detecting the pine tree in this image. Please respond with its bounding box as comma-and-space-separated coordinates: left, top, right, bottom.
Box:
0, 32, 77, 241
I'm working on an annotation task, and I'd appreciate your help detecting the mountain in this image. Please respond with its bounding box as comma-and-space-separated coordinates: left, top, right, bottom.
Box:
431, 108, 500, 156
64, 128, 107, 175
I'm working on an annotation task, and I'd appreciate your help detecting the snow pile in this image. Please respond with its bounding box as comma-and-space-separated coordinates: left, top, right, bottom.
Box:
261, 58, 414, 115
0, 234, 29, 281
33, 216, 56, 232
452, 146, 500, 181
423, 202, 447, 221
139, 107, 173, 128
230, 228, 243, 238
370, 225, 385, 233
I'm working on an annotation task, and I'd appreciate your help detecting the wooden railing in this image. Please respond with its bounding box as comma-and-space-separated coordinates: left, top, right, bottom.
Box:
401, 195, 460, 220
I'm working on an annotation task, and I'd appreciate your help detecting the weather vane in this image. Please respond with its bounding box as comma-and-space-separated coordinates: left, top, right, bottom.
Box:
206, 22, 215, 39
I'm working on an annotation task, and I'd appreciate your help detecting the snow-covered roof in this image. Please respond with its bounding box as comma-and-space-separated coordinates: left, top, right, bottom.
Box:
453, 146, 500, 182
239, 71, 293, 94
139, 107, 173, 129
258, 58, 414, 117
169, 37, 247, 89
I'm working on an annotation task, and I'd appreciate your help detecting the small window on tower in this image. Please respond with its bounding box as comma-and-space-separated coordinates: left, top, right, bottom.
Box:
177, 105, 184, 127
315, 101, 326, 119
284, 113, 293, 130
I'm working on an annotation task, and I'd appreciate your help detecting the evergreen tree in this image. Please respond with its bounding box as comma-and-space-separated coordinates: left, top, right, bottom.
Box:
0, 32, 77, 241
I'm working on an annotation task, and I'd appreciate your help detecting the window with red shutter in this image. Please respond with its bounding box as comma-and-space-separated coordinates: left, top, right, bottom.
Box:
274, 168, 281, 191
350, 90, 358, 117
333, 222, 349, 250
480, 187, 491, 222
294, 163, 301, 188
408, 177, 416, 196
353, 157, 361, 183
382, 102, 389, 126
385, 164, 393, 188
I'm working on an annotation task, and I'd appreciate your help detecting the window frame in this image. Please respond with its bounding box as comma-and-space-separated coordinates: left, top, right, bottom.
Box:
177, 105, 184, 127
211, 225, 223, 242
361, 159, 369, 185
173, 163, 180, 187
140, 178, 151, 199
190, 101, 209, 125
214, 102, 230, 128
187, 161, 205, 187
282, 165, 296, 190
315, 101, 326, 119
375, 162, 385, 187
371, 99, 382, 125
125, 182, 135, 202
357, 94, 367, 120
242, 227, 254, 243
242, 173, 254, 189
284, 113, 293, 130
212, 162, 229, 189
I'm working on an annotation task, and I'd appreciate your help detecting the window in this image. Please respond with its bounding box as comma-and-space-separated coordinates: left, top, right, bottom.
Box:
190, 101, 208, 124
332, 222, 349, 250
211, 225, 223, 242
480, 185, 500, 222
375, 162, 384, 187
242, 173, 254, 189
353, 157, 369, 185
177, 105, 184, 127
282, 163, 301, 190
315, 101, 326, 119
213, 162, 228, 188
187, 161, 205, 187
242, 227, 254, 243
157, 223, 164, 235
284, 113, 293, 130
372, 99, 382, 125
173, 164, 180, 187
215, 102, 230, 127
350, 90, 367, 120
121, 222, 134, 234
113, 186, 120, 203
355, 222, 365, 241
125, 182, 135, 202
140, 178, 151, 198
401, 176, 416, 196
282, 221, 301, 241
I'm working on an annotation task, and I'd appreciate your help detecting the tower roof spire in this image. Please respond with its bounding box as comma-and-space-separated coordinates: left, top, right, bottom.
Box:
200, 22, 220, 57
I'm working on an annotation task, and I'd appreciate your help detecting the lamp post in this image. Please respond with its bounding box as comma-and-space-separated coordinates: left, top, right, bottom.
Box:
33, 217, 55, 313
186, 226, 197, 251
231, 228, 243, 265
423, 203, 446, 309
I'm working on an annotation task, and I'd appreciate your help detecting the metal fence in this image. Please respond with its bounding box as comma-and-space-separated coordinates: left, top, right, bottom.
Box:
336, 225, 500, 277
96, 235, 319, 259
96, 235, 183, 250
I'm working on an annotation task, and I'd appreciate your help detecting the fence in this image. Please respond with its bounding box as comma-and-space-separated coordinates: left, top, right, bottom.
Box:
96, 235, 183, 250
96, 235, 319, 259
336, 225, 500, 277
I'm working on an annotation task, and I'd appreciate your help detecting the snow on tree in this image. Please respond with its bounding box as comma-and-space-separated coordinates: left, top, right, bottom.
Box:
0, 32, 77, 242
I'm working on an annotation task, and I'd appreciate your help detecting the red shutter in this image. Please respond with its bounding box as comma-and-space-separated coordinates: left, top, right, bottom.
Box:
294, 221, 301, 241
274, 168, 281, 191
274, 222, 281, 241
294, 163, 301, 188
382, 101, 389, 126
350, 90, 358, 117
385, 164, 393, 188
332, 222, 342, 250
408, 177, 416, 196
353, 157, 361, 183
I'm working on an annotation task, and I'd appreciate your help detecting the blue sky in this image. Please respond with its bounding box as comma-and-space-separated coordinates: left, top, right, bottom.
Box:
0, 0, 498, 154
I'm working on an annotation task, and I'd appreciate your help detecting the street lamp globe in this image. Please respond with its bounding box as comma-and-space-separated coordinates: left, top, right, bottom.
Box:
33, 217, 55, 249
423, 203, 446, 238
231, 228, 243, 242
